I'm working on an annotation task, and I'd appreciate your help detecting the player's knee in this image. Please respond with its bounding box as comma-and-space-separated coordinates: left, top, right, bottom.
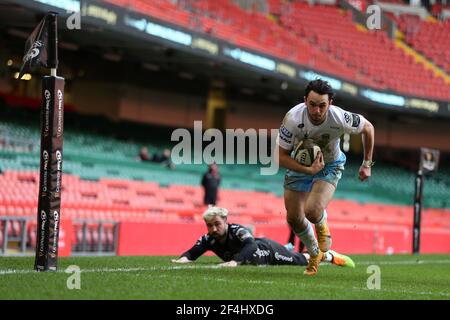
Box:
304, 203, 324, 223
286, 214, 306, 231
286, 214, 296, 227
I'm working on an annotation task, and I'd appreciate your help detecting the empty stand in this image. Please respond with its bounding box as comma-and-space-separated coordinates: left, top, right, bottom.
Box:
280, 2, 449, 100
392, 14, 450, 74
99, 0, 450, 101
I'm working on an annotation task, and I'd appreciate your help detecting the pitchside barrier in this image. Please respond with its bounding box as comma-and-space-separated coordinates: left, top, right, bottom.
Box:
1, 218, 449, 256
0, 217, 117, 256
116, 221, 450, 256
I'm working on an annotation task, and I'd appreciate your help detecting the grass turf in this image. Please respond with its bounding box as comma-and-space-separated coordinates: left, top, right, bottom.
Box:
0, 254, 449, 300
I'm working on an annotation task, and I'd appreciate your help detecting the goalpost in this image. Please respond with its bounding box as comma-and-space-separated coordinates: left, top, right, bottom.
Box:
18, 12, 65, 271
413, 147, 440, 254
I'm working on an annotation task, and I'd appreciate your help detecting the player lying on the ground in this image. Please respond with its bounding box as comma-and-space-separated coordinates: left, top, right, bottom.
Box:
171, 206, 354, 268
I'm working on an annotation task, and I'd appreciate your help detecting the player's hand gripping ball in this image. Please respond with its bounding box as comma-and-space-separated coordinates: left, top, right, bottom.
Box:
293, 141, 321, 167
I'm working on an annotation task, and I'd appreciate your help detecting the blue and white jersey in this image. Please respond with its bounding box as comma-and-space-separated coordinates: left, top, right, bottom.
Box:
277, 103, 366, 163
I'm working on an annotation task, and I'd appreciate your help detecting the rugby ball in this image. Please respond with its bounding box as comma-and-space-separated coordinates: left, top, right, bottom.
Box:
293, 143, 321, 167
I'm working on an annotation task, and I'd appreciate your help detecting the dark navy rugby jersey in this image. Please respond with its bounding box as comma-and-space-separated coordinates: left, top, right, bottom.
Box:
181, 224, 258, 263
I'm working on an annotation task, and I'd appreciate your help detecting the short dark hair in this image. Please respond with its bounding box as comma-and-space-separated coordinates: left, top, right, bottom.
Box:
305, 79, 335, 100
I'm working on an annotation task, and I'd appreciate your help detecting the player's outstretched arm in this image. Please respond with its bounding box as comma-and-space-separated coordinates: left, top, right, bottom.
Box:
171, 256, 193, 263
359, 120, 375, 181
174, 234, 209, 262
218, 260, 238, 267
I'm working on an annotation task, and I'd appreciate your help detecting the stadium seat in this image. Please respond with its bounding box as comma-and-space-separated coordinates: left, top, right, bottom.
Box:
278, 2, 450, 100
392, 14, 450, 74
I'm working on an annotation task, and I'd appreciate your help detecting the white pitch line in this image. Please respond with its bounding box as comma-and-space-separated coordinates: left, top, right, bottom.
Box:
0, 265, 220, 275
1, 259, 450, 276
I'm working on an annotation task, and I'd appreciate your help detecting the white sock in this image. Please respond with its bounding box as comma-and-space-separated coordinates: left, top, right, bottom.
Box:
304, 252, 332, 263
296, 221, 319, 257
315, 209, 327, 227
323, 251, 333, 262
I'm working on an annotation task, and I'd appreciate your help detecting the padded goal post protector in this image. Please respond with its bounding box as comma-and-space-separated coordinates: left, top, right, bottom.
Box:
35, 76, 65, 271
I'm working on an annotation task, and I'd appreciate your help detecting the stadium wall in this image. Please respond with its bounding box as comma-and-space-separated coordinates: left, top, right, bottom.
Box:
226, 98, 286, 130
117, 86, 285, 131
368, 112, 450, 152
118, 85, 206, 127
71, 81, 121, 121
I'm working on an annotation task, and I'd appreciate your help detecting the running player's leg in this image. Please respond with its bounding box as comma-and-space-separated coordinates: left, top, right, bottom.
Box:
288, 229, 295, 244
305, 180, 335, 252
299, 240, 305, 253
284, 189, 320, 258
284, 171, 323, 275
306, 154, 345, 252
284, 228, 296, 251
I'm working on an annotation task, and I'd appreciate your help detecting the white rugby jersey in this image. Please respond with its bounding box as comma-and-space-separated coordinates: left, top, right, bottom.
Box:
277, 103, 366, 163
